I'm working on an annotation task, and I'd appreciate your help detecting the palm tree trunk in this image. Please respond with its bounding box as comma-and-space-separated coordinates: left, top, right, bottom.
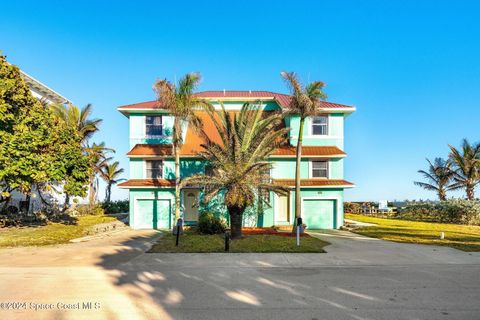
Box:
294, 117, 305, 231
173, 119, 181, 227
229, 205, 244, 239
466, 184, 475, 200
88, 175, 96, 206
106, 183, 112, 203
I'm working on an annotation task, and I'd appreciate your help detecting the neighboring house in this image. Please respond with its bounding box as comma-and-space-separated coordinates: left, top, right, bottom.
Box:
118, 91, 355, 229
8, 70, 72, 211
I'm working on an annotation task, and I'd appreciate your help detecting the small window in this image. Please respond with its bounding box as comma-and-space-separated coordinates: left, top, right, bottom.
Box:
311, 161, 328, 178
146, 116, 163, 137
311, 116, 328, 135
146, 160, 163, 179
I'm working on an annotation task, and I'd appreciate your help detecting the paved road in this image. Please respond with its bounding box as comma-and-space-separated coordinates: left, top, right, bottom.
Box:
1, 229, 479, 320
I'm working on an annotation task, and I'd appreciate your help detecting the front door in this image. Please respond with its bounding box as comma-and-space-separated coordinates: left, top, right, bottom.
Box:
183, 189, 199, 222
274, 192, 290, 224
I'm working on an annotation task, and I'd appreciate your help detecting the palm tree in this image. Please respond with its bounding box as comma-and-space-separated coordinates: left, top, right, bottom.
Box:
182, 103, 289, 239
50, 103, 102, 143
280, 71, 327, 229
449, 139, 480, 200
100, 161, 125, 203
414, 158, 455, 201
153, 73, 212, 227
85, 142, 114, 206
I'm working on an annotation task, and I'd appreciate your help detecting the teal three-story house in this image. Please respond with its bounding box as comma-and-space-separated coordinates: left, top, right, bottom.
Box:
118, 91, 355, 229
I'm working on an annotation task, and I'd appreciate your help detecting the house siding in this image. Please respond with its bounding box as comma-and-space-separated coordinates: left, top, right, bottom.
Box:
121, 95, 352, 230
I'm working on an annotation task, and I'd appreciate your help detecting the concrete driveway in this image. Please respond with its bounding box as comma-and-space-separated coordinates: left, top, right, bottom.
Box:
1, 229, 479, 320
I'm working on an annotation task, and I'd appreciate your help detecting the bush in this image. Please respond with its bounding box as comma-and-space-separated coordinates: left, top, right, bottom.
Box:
197, 212, 226, 234
75, 204, 105, 216
344, 202, 361, 213
102, 200, 129, 214
399, 199, 480, 225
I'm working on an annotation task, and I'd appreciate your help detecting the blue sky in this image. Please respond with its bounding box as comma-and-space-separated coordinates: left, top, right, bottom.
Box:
1, 0, 479, 201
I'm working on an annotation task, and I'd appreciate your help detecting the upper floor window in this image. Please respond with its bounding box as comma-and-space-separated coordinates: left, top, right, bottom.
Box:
146, 116, 163, 137
146, 160, 163, 179
311, 161, 328, 178
311, 116, 328, 135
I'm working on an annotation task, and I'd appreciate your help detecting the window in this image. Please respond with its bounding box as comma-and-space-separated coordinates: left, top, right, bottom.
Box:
311, 116, 328, 135
146, 116, 163, 137
146, 160, 163, 178
311, 161, 328, 178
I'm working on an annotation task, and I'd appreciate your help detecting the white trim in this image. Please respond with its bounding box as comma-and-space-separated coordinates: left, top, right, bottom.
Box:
309, 115, 329, 136
290, 184, 355, 189
310, 160, 329, 179
290, 135, 343, 140
119, 185, 175, 189
301, 196, 341, 229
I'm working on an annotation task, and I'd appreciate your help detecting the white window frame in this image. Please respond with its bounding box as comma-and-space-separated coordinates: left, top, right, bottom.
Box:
145, 115, 164, 138
310, 115, 329, 136
309, 160, 329, 178
144, 160, 164, 179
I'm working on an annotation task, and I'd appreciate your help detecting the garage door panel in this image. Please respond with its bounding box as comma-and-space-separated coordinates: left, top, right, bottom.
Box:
136, 199, 171, 229
303, 199, 335, 229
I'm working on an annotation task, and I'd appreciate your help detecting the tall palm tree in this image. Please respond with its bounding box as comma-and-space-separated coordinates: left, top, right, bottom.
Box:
85, 142, 114, 206
153, 73, 212, 227
280, 71, 327, 228
182, 103, 289, 239
449, 139, 480, 200
100, 161, 125, 203
414, 158, 455, 201
50, 103, 102, 143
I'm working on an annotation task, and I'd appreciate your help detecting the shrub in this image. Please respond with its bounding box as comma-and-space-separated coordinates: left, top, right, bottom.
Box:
399, 199, 480, 225
197, 212, 226, 234
344, 202, 361, 213
102, 200, 129, 214
75, 204, 105, 216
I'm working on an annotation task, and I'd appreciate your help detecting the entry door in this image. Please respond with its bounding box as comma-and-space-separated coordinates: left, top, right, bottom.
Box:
183, 190, 199, 222
275, 192, 290, 223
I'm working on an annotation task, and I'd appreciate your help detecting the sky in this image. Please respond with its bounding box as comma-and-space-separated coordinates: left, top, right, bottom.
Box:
1, 0, 479, 202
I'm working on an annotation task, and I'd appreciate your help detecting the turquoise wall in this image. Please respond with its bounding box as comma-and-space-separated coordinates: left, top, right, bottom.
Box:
270, 158, 343, 179
288, 113, 344, 148
130, 159, 206, 179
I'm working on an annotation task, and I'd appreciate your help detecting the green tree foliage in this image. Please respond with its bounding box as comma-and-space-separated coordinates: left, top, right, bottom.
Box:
449, 139, 480, 200
280, 71, 327, 228
0, 54, 90, 210
414, 158, 455, 201
182, 103, 289, 239
99, 161, 125, 203
154, 73, 212, 227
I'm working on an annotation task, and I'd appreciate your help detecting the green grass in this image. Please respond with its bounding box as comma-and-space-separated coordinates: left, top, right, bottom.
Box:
148, 232, 329, 253
0, 215, 117, 247
346, 213, 480, 252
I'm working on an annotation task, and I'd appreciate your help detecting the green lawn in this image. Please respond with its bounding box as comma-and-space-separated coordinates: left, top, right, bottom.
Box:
0, 215, 117, 247
149, 232, 329, 253
346, 213, 480, 252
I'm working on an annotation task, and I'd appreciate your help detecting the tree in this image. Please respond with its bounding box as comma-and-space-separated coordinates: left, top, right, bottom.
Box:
280, 71, 327, 229
414, 158, 455, 201
449, 139, 480, 200
182, 103, 289, 239
0, 54, 90, 212
85, 142, 114, 206
100, 161, 125, 203
153, 73, 212, 227
50, 103, 102, 143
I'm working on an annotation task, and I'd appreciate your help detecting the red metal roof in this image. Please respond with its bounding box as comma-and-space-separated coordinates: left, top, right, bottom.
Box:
127, 144, 346, 158
117, 91, 354, 110
118, 179, 175, 188
273, 179, 354, 187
